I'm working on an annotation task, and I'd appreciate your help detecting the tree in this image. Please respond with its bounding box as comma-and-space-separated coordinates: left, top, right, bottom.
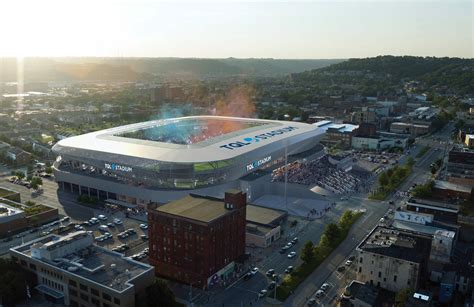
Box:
15, 171, 25, 181
145, 278, 177, 307
395, 288, 413, 307
379, 172, 389, 186
339, 210, 354, 230
0, 259, 32, 306
321, 223, 341, 248
30, 177, 43, 190
45, 166, 53, 174
301, 241, 315, 263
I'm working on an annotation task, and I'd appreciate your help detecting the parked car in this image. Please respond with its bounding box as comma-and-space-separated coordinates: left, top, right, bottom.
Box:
140, 234, 148, 240
75, 225, 84, 230
268, 281, 276, 290
139, 223, 148, 229
98, 215, 107, 221
345, 260, 353, 266
337, 266, 345, 272
99, 225, 108, 232
285, 266, 294, 274
266, 269, 275, 277
291, 237, 298, 244
287, 251, 297, 258
258, 290, 267, 298
250, 267, 259, 275
321, 283, 330, 291
315, 290, 324, 298
244, 272, 253, 281
348, 255, 356, 261
307, 298, 316, 306
279, 248, 286, 254
113, 218, 122, 225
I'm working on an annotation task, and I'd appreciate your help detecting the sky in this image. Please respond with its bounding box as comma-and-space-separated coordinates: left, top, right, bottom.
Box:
0, 0, 472, 59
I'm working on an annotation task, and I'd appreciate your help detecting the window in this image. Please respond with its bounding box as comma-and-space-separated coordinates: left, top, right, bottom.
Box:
70, 289, 78, 297
91, 288, 99, 297
80, 293, 88, 301
407, 280, 411, 286
20, 260, 27, 266
102, 293, 112, 301
103, 304, 111, 307
114, 298, 121, 305
70, 300, 79, 307
359, 257, 363, 263
359, 267, 362, 273
394, 275, 397, 282
378, 272, 381, 278
29, 263, 36, 271
79, 284, 88, 291
69, 280, 77, 287
91, 297, 100, 306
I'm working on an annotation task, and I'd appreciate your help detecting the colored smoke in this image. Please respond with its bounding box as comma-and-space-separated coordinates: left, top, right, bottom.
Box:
145, 85, 258, 145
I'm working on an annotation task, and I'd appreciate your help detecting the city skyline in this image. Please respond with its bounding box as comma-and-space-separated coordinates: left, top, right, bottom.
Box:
0, 0, 472, 59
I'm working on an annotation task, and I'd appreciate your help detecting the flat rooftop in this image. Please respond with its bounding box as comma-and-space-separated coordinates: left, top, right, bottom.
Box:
358, 226, 432, 263
12, 233, 153, 292
246, 205, 286, 226
0, 202, 23, 217
154, 194, 228, 223
407, 198, 459, 212
434, 180, 472, 194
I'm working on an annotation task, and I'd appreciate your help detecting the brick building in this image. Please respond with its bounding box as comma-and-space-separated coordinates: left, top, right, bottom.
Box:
148, 190, 247, 288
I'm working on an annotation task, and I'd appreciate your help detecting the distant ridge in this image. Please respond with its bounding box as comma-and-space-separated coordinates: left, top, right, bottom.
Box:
291, 55, 474, 95
0, 57, 344, 82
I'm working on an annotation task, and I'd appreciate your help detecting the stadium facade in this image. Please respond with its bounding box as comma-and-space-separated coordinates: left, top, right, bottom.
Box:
52, 116, 326, 204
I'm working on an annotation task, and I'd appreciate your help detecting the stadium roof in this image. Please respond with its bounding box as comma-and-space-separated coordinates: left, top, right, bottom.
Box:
53, 116, 324, 164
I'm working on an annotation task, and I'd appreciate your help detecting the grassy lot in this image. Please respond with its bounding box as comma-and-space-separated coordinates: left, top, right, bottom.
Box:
275, 210, 363, 301
369, 158, 415, 201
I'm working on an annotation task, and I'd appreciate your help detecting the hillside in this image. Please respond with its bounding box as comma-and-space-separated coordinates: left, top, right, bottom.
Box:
0, 57, 344, 82
291, 55, 474, 95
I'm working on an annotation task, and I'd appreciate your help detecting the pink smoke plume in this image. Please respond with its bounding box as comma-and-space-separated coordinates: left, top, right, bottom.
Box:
189, 85, 257, 144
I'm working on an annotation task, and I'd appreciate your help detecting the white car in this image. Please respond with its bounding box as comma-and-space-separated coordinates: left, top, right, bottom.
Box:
287, 251, 297, 258
99, 225, 108, 232
98, 215, 107, 221
321, 283, 330, 291
113, 218, 123, 225
315, 290, 325, 298
250, 267, 259, 275
139, 223, 148, 229
75, 225, 84, 230
258, 289, 268, 298
345, 260, 353, 266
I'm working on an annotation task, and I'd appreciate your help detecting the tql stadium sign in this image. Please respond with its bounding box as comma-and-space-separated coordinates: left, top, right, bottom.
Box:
104, 163, 133, 173
219, 126, 298, 150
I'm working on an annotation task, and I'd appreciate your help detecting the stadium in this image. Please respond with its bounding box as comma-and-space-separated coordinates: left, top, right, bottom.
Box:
52, 116, 326, 204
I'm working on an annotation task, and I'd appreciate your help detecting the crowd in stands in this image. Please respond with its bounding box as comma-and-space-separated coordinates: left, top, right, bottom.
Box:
271, 155, 365, 194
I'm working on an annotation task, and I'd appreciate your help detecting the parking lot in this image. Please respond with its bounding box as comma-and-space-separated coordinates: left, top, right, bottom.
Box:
0, 175, 151, 263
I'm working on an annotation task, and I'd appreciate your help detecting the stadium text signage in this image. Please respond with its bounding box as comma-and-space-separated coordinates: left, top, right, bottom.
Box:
246, 156, 272, 171
105, 163, 133, 173
219, 126, 298, 150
